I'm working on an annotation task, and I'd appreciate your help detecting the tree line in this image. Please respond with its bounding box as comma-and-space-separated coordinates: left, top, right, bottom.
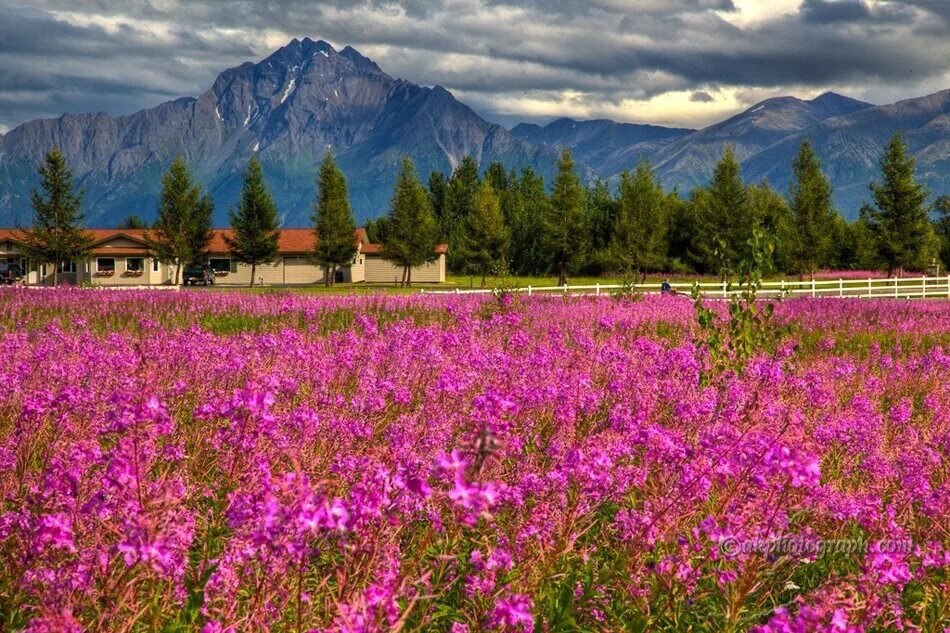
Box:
368, 131, 945, 284
17, 131, 950, 287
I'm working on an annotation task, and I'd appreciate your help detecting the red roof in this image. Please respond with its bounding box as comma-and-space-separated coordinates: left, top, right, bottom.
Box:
0, 227, 447, 256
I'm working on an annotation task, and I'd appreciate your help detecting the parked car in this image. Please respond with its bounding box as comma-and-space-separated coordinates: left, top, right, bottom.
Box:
183, 264, 215, 286
0, 263, 24, 285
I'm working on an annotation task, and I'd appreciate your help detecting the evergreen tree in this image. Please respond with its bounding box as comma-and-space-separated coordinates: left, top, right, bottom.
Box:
442, 156, 480, 269
509, 167, 548, 276
224, 157, 281, 287
666, 190, 700, 272
610, 161, 667, 272
457, 181, 509, 286
190, 195, 215, 265
427, 171, 448, 236
119, 215, 148, 230
694, 146, 756, 277
363, 216, 389, 244
312, 152, 358, 286
484, 162, 510, 197
586, 179, 618, 265
543, 150, 587, 286
789, 139, 836, 277
146, 156, 214, 285
864, 133, 936, 275
381, 156, 440, 286
934, 195, 950, 271
750, 181, 794, 274
18, 149, 94, 286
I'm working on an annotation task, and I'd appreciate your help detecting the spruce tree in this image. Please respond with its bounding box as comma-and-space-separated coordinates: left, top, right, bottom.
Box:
457, 181, 509, 286
119, 215, 147, 230
225, 157, 281, 287
789, 139, 836, 277
694, 146, 756, 277
484, 163, 510, 197
864, 133, 936, 275
442, 156, 479, 270
587, 179, 618, 256
509, 167, 548, 276
146, 156, 214, 285
934, 195, 950, 271
18, 149, 94, 286
381, 156, 440, 286
750, 181, 794, 274
543, 150, 587, 286
312, 152, 357, 286
428, 171, 448, 235
610, 161, 667, 272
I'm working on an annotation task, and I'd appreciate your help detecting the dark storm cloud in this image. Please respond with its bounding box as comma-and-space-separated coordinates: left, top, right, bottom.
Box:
801, 0, 871, 23
0, 0, 947, 131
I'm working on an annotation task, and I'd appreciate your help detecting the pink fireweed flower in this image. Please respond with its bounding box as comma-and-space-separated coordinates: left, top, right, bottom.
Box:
490, 594, 534, 631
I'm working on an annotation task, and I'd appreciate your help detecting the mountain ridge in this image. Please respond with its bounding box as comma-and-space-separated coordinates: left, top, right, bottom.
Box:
0, 37, 556, 226
514, 89, 946, 216
0, 39, 946, 225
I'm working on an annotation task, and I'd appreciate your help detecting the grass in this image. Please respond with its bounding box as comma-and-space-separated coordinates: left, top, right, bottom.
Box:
180, 272, 950, 297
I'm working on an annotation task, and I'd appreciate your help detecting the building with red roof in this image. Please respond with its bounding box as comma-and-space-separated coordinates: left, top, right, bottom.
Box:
0, 227, 447, 286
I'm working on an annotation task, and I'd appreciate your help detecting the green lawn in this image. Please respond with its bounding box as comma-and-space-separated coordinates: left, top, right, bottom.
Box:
185, 273, 947, 296
191, 274, 696, 295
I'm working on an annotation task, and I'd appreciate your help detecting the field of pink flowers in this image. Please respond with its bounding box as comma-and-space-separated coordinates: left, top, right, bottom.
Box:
1, 288, 949, 632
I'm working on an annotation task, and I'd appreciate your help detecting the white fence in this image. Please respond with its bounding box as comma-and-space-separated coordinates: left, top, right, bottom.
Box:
422, 276, 950, 300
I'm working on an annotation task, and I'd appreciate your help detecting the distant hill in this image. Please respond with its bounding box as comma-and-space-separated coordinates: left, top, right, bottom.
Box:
512, 91, 948, 218
650, 93, 873, 190
741, 90, 950, 215
0, 38, 556, 226
511, 118, 693, 176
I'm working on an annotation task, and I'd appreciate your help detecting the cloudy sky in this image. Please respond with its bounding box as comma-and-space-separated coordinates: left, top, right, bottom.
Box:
0, 0, 948, 134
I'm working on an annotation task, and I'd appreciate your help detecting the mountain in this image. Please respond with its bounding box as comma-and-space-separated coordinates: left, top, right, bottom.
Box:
511, 118, 693, 175
0, 38, 556, 226
742, 90, 950, 215
1, 42, 945, 225
650, 92, 874, 191
512, 91, 947, 217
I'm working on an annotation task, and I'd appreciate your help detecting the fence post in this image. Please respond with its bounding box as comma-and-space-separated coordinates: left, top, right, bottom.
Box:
455, 288, 460, 294
527, 285, 532, 296
781, 279, 785, 296
894, 277, 898, 298
923, 276, 927, 299
838, 278, 843, 297
721, 280, 727, 299
595, 283, 600, 296
868, 277, 872, 298
563, 283, 568, 295
811, 278, 816, 298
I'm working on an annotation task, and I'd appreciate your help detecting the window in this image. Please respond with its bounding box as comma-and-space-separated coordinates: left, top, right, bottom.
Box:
58, 261, 76, 273
97, 258, 115, 272
209, 258, 234, 273
126, 257, 144, 272
152, 258, 159, 272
